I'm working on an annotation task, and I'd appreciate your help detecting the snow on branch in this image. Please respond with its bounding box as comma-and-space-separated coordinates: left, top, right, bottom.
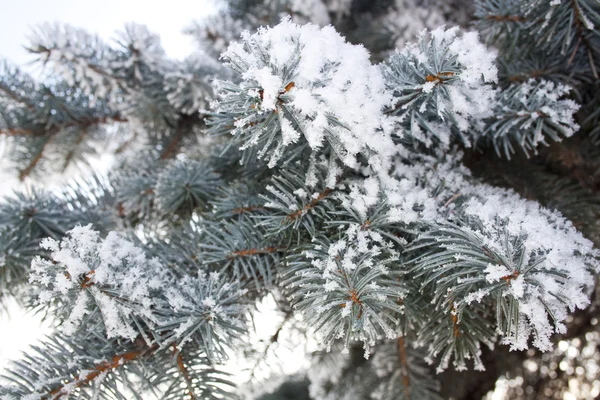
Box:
28, 224, 250, 364
283, 234, 405, 357
480, 79, 580, 158
410, 160, 599, 359
383, 26, 498, 149
30, 224, 165, 339
208, 17, 397, 171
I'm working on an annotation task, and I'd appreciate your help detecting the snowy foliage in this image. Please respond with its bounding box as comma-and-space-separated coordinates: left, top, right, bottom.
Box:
409, 157, 598, 357
2, 3, 600, 399
160, 271, 248, 361
381, 0, 447, 49
164, 54, 223, 115
28, 24, 116, 99
259, 159, 334, 238
113, 156, 160, 219
284, 234, 405, 357
480, 79, 580, 157
185, 0, 330, 59
186, 13, 249, 57
383, 26, 498, 149
30, 225, 165, 339
523, 0, 600, 56
209, 18, 396, 170
155, 159, 223, 214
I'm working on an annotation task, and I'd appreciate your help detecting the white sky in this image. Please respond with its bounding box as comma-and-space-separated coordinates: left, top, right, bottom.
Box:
0, 0, 217, 371
0, 0, 217, 66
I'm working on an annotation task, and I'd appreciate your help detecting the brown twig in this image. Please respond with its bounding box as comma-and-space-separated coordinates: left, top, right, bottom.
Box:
160, 125, 185, 160
425, 72, 455, 85
507, 69, 557, 82
443, 193, 461, 208
397, 336, 411, 399
247, 311, 293, 382
159, 114, 200, 160
0, 128, 37, 135
80, 270, 96, 289
0, 115, 128, 137
228, 246, 285, 259
339, 287, 364, 319
62, 128, 87, 171
46, 344, 157, 399
231, 205, 267, 214
484, 14, 526, 22
570, 0, 599, 78
286, 188, 331, 222
19, 135, 53, 181
501, 270, 520, 283
172, 345, 196, 400
451, 303, 460, 338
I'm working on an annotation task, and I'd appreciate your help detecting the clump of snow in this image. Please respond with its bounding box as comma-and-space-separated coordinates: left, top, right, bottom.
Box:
461, 185, 595, 351
213, 17, 397, 170
332, 151, 599, 360
30, 224, 165, 340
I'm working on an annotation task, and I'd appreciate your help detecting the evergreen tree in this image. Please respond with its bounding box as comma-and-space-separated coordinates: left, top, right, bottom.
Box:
1, 1, 599, 399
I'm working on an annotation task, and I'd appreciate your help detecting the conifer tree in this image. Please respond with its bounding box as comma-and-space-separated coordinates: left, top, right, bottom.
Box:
1, 1, 599, 399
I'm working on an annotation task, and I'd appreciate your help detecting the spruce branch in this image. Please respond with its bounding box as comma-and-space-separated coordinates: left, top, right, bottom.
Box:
478, 79, 580, 158
383, 26, 498, 150
257, 160, 336, 240
283, 234, 405, 355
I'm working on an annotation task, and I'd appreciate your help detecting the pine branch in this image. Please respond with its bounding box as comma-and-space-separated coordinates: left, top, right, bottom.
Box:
568, 0, 598, 77
2, 14, 599, 400
229, 246, 286, 259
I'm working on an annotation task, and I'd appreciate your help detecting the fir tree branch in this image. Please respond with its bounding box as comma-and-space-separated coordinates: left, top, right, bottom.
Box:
46, 343, 158, 399
62, 127, 87, 171
160, 125, 185, 160
231, 205, 268, 214
569, 0, 598, 77
507, 68, 558, 82
483, 14, 526, 22
0, 115, 128, 137
159, 114, 201, 160
0, 128, 36, 135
